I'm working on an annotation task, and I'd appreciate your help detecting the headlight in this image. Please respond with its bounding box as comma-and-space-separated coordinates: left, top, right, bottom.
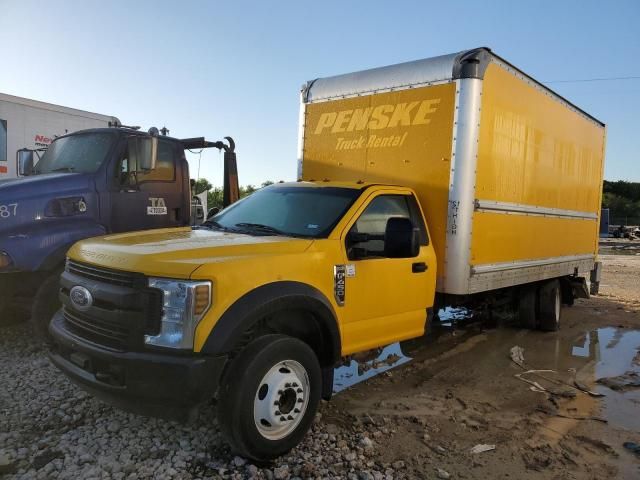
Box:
44, 197, 87, 217
145, 278, 212, 349
0, 251, 13, 270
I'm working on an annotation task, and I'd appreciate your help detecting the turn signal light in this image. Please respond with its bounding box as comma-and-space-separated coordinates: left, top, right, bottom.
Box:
194, 284, 211, 315
0, 252, 13, 270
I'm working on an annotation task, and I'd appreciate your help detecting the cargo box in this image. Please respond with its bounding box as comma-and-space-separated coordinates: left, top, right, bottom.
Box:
299, 48, 606, 295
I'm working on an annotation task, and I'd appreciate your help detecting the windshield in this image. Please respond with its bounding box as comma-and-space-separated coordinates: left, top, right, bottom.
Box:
33, 132, 115, 174
210, 185, 361, 238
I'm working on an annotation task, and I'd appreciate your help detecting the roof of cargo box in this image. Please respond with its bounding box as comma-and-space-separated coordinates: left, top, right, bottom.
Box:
303, 47, 604, 126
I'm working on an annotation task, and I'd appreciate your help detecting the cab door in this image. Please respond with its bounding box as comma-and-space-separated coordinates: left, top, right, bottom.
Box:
111, 138, 186, 233
338, 191, 436, 355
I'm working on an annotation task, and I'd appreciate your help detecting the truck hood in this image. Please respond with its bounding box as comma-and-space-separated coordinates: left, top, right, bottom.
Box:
0, 173, 96, 236
0, 173, 92, 200
68, 227, 314, 279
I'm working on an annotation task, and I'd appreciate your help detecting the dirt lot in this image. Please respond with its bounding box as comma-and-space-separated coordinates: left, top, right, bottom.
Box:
1, 251, 639, 479
330, 252, 640, 479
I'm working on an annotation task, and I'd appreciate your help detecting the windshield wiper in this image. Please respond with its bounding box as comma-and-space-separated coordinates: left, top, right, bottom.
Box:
51, 166, 75, 173
234, 222, 287, 236
200, 219, 235, 232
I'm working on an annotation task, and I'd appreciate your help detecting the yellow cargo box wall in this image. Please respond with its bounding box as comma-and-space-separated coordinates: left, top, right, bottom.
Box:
302, 83, 456, 276
472, 63, 606, 267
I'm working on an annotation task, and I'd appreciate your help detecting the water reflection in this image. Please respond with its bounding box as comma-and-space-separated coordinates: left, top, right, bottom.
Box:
570, 327, 640, 431
333, 343, 411, 393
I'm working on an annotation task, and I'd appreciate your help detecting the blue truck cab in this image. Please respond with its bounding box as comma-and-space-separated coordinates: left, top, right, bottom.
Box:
0, 126, 238, 336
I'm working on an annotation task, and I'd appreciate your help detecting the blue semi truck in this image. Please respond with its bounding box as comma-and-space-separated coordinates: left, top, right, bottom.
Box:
0, 125, 239, 336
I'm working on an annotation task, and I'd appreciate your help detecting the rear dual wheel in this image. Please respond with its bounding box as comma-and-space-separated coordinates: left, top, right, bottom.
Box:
538, 280, 561, 331
518, 279, 562, 331
217, 334, 322, 462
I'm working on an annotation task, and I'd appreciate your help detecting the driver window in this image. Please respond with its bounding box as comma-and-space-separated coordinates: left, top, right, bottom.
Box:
117, 138, 176, 186
347, 195, 411, 259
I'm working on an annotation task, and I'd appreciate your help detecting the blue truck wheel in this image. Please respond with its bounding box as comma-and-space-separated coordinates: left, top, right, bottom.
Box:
30, 272, 63, 341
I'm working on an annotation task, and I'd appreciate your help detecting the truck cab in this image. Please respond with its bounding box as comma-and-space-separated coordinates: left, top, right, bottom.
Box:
0, 127, 237, 335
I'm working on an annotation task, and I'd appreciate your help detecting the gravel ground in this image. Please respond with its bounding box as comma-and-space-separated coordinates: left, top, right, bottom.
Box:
0, 323, 403, 480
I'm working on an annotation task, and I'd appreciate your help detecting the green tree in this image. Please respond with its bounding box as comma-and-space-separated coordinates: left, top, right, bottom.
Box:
603, 180, 640, 203
602, 180, 640, 225
198, 180, 277, 211
241, 185, 257, 198
192, 178, 212, 195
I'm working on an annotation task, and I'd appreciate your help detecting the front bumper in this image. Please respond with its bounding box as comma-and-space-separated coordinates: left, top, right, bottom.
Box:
49, 310, 227, 421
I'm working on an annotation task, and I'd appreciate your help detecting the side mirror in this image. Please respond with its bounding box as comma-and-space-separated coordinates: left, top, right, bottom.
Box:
128, 136, 158, 172
16, 149, 34, 176
384, 217, 419, 258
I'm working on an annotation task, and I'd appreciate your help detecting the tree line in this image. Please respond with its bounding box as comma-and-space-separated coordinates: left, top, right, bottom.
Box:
602, 180, 640, 225
192, 179, 276, 209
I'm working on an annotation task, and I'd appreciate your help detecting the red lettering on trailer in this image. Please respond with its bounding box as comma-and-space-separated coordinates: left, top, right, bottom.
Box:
34, 134, 52, 144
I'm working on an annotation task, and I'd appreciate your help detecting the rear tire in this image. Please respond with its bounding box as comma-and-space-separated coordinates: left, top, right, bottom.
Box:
538, 280, 561, 331
518, 287, 537, 329
31, 272, 62, 341
217, 334, 322, 462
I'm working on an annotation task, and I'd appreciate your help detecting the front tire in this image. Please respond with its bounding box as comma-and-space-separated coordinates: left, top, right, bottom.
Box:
31, 272, 62, 341
217, 334, 322, 462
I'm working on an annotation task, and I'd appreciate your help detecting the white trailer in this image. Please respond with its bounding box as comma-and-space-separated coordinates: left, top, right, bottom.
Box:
0, 93, 120, 178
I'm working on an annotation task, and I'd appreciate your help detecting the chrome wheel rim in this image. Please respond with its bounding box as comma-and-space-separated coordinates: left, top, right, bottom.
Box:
554, 287, 561, 322
253, 360, 310, 440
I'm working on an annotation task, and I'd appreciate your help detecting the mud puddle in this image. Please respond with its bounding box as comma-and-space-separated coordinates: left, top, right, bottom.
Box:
588, 327, 640, 431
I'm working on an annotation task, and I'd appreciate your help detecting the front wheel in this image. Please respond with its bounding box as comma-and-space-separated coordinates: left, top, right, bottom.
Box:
217, 334, 322, 462
31, 272, 63, 341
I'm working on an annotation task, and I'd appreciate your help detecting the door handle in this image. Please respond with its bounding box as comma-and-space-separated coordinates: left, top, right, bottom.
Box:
412, 262, 428, 273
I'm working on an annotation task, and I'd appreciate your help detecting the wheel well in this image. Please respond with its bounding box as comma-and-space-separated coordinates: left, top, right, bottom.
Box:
201, 281, 341, 371
234, 308, 337, 369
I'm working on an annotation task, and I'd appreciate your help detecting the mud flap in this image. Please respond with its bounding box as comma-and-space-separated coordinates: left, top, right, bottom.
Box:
589, 261, 602, 295
321, 366, 334, 400
570, 277, 590, 300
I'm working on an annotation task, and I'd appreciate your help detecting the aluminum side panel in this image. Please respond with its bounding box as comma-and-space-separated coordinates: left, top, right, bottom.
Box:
469, 254, 595, 294
442, 78, 483, 294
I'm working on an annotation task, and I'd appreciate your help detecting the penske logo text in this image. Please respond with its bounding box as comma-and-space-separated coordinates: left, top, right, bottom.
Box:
313, 99, 441, 135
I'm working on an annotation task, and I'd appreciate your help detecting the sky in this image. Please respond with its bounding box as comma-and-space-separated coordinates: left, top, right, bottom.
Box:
1, 0, 638, 185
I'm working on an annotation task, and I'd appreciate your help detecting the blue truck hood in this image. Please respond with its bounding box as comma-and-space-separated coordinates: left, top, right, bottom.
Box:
0, 173, 93, 200
0, 173, 103, 272
0, 173, 96, 235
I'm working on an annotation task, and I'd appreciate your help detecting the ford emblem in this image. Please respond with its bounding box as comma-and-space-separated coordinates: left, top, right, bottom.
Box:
70, 286, 93, 311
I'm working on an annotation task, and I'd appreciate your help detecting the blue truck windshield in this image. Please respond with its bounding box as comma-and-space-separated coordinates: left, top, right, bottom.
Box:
33, 132, 115, 174
211, 185, 360, 238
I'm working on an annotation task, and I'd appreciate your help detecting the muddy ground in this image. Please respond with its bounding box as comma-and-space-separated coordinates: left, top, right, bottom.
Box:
328, 251, 640, 479
1, 249, 639, 479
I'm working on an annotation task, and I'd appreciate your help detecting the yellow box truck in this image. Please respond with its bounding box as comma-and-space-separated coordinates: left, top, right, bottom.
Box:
48, 48, 606, 461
